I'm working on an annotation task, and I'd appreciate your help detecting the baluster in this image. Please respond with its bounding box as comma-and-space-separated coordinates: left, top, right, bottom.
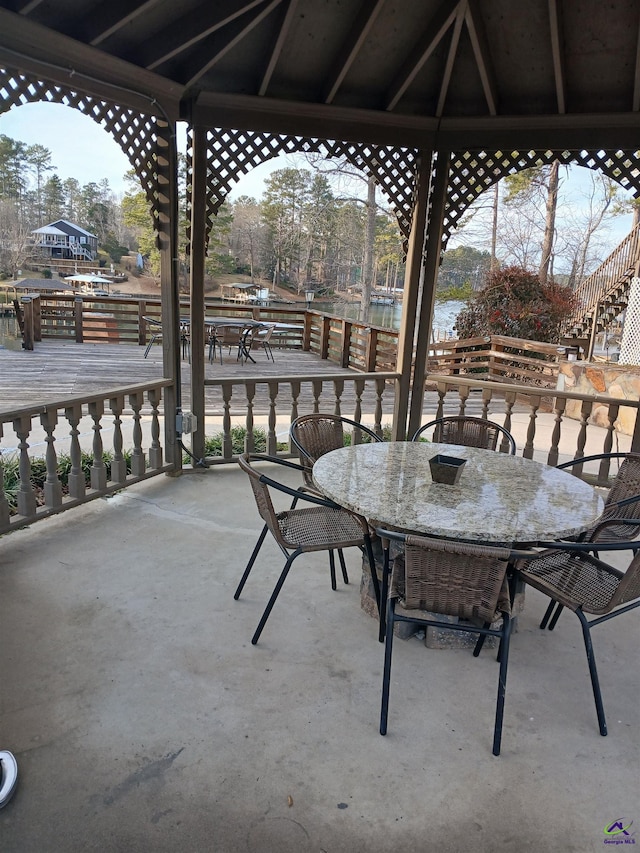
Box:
40, 409, 62, 508
147, 388, 163, 469
574, 400, 593, 470
88, 400, 107, 490
547, 397, 567, 467
221, 382, 233, 460
481, 387, 492, 420
109, 395, 127, 483
65, 403, 86, 499
333, 379, 344, 416
353, 378, 365, 426
457, 385, 469, 416
435, 384, 446, 420
129, 392, 146, 476
523, 396, 541, 459
598, 403, 619, 484
267, 381, 278, 455
374, 378, 385, 435
312, 379, 323, 413
503, 392, 516, 438
245, 381, 256, 454
0, 424, 11, 528
289, 381, 301, 451
13, 415, 37, 517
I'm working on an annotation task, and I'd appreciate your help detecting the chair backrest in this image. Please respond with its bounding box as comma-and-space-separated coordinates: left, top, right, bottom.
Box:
412, 416, 516, 454
290, 414, 382, 485
216, 324, 244, 345
390, 533, 512, 622
238, 453, 281, 537
586, 453, 640, 542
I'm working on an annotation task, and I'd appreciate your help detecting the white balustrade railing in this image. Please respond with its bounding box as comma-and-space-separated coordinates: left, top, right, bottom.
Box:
0, 379, 174, 534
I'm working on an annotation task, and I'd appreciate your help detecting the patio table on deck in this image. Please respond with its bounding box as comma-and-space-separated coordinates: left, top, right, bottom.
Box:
312, 442, 604, 545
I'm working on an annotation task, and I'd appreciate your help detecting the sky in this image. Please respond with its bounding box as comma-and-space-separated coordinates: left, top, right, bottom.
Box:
1, 100, 635, 254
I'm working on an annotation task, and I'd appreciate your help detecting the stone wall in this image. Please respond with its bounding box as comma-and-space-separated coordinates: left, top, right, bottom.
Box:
556, 362, 640, 435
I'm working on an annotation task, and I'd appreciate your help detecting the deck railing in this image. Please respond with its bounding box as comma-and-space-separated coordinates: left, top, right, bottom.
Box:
0, 379, 175, 535
426, 372, 640, 481
2, 366, 639, 533
201, 371, 399, 462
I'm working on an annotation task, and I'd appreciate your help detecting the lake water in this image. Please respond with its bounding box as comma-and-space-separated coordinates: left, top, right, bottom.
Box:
314, 298, 464, 337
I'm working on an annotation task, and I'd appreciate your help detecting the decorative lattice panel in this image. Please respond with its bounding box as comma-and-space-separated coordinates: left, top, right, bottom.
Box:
444, 148, 640, 247
185, 128, 419, 252
619, 276, 640, 366
0, 67, 166, 233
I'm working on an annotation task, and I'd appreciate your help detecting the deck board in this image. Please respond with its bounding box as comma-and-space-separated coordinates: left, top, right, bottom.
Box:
0, 338, 517, 422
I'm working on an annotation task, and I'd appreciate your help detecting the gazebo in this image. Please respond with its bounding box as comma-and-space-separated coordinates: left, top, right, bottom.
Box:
2, 1, 640, 462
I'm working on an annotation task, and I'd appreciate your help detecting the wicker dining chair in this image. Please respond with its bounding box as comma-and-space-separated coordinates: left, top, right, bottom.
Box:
514, 528, 640, 736
375, 527, 518, 756
411, 416, 516, 454
246, 323, 276, 361
290, 413, 383, 489
235, 453, 377, 645
289, 413, 384, 624
556, 452, 640, 545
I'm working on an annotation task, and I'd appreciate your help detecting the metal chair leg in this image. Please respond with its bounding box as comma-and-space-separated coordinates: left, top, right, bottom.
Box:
380, 597, 396, 735
338, 549, 349, 584
548, 602, 564, 630
492, 613, 512, 756
329, 549, 337, 590
251, 552, 298, 645
576, 609, 608, 736
234, 524, 269, 600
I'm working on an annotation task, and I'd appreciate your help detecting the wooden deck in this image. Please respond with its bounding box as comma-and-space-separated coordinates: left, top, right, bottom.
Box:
0, 337, 525, 422
0, 339, 365, 413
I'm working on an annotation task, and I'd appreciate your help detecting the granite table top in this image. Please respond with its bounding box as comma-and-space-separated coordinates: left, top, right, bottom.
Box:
312, 441, 605, 544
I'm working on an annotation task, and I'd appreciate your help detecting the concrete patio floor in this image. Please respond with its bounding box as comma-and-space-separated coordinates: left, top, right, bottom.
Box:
0, 462, 638, 852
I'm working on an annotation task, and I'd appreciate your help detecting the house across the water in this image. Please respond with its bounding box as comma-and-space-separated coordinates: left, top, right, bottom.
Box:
31, 220, 98, 262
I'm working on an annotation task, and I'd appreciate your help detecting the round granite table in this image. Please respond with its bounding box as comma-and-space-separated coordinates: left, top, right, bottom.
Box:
312, 442, 604, 545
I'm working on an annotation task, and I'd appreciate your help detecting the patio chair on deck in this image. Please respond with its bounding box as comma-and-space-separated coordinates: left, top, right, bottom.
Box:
375, 528, 517, 756
411, 416, 516, 454
234, 453, 377, 645
514, 531, 640, 736
210, 324, 246, 364
246, 323, 276, 361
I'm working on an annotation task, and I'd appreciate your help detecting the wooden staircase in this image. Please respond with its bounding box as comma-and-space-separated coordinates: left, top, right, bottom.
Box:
563, 222, 640, 341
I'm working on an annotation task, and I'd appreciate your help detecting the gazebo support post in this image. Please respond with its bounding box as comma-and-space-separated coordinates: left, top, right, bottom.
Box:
407, 151, 451, 440
157, 119, 182, 471
392, 151, 432, 440
189, 126, 208, 464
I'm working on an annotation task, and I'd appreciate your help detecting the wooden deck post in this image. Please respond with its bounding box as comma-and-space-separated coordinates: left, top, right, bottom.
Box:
407, 152, 451, 440
392, 151, 432, 439
74, 296, 83, 343
189, 125, 208, 464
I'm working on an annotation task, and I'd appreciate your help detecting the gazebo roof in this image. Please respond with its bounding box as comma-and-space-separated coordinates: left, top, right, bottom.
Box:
1, 1, 640, 149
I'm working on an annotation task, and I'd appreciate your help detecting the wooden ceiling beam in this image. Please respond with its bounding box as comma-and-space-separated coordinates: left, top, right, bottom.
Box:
0, 9, 183, 119
464, 0, 498, 115
322, 0, 386, 104
190, 90, 640, 150
548, 0, 566, 114
182, 0, 282, 89
145, 0, 269, 71
259, 0, 299, 96
85, 1, 165, 47
436, 4, 465, 117
633, 8, 640, 111
385, 0, 461, 112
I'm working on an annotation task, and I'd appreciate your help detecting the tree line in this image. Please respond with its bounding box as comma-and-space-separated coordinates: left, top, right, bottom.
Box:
1, 133, 634, 320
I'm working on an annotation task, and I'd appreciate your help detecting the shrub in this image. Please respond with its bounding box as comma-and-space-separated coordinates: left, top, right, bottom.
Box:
454, 265, 576, 342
